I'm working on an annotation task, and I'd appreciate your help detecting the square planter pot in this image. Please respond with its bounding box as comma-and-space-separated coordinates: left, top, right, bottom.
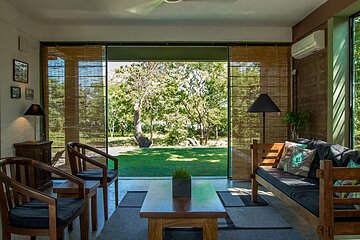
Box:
172, 178, 191, 197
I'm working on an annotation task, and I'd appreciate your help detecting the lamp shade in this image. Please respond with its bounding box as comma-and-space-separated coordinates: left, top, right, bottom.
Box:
24, 104, 45, 116
248, 94, 281, 113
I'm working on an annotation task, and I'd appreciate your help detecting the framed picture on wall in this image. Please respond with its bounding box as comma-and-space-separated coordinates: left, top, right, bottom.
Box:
25, 88, 34, 100
10, 86, 21, 99
13, 59, 28, 83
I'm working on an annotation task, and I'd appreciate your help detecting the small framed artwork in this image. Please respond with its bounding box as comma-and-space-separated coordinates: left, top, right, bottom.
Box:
13, 59, 28, 83
10, 86, 21, 99
25, 88, 34, 100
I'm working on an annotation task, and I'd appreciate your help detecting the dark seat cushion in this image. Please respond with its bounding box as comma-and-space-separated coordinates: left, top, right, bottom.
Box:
257, 168, 354, 217
257, 168, 319, 193
76, 169, 118, 183
10, 198, 84, 229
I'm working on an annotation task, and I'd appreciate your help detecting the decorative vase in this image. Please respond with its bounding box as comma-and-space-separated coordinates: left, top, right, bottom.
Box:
172, 178, 191, 197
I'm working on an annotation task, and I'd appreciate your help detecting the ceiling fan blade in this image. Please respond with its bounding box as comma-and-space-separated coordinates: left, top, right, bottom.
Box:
127, 0, 164, 15
184, 0, 236, 2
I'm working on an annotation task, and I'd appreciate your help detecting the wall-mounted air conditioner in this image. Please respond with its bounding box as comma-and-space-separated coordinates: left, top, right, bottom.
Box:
291, 30, 325, 59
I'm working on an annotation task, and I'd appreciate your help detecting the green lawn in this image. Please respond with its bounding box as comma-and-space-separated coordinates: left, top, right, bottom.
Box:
116, 147, 227, 177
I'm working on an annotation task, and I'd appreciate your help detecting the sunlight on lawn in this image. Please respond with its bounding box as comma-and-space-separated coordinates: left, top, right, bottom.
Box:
167, 158, 198, 162
206, 160, 220, 163
116, 147, 227, 177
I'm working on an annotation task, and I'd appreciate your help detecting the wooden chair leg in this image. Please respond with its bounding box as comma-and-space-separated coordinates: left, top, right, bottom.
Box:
68, 222, 73, 231
79, 211, 87, 240
2, 231, 11, 240
115, 179, 119, 208
56, 230, 64, 240
251, 178, 258, 203
103, 184, 108, 221
91, 193, 98, 231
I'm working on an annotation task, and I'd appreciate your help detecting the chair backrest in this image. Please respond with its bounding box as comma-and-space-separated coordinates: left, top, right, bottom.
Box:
67, 142, 108, 174
67, 142, 89, 174
0, 157, 44, 225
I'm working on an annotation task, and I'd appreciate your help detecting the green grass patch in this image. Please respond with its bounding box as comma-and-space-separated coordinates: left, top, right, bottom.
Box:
115, 147, 227, 177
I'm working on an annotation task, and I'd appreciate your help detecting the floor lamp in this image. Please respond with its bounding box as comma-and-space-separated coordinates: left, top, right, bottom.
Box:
248, 94, 281, 143
24, 104, 45, 142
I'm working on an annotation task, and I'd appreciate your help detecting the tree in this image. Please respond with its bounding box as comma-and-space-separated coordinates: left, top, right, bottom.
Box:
168, 62, 227, 145
108, 83, 133, 138
113, 62, 168, 147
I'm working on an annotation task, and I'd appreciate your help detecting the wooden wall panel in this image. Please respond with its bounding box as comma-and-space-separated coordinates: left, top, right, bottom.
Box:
295, 24, 328, 141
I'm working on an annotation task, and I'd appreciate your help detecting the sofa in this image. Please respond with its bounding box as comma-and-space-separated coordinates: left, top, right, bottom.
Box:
251, 139, 360, 240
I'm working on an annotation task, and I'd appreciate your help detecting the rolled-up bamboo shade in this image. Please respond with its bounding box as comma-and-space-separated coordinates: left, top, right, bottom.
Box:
229, 45, 290, 180
42, 45, 106, 166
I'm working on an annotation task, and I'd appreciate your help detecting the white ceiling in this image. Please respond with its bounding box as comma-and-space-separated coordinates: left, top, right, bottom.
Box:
5, 0, 328, 27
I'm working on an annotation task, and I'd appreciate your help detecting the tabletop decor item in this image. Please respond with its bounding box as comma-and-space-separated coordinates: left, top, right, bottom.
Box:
172, 168, 191, 197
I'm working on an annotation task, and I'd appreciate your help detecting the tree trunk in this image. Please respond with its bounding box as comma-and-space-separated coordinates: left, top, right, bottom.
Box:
109, 123, 114, 138
150, 114, 153, 141
134, 101, 152, 148
215, 126, 219, 140
199, 124, 204, 145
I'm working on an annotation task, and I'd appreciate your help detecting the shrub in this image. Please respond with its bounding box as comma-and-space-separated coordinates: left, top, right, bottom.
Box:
172, 168, 191, 180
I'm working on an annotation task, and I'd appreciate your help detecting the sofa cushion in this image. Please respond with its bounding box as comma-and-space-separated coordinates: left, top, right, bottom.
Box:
10, 198, 84, 229
256, 168, 319, 195
307, 140, 332, 178
257, 167, 354, 217
329, 144, 357, 167
284, 148, 315, 177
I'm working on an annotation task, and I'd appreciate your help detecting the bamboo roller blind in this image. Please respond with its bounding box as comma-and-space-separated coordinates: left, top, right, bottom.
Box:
229, 45, 290, 179
42, 45, 107, 165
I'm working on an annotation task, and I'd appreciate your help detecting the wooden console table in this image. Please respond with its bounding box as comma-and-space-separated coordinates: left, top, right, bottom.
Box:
13, 141, 53, 190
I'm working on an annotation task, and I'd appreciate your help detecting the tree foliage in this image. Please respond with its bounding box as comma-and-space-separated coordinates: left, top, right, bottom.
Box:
109, 61, 228, 146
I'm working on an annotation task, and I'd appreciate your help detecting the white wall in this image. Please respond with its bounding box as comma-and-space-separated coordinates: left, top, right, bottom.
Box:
0, 0, 41, 157
41, 25, 292, 42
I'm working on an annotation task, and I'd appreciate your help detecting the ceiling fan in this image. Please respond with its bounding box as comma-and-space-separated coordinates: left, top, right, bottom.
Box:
127, 0, 236, 15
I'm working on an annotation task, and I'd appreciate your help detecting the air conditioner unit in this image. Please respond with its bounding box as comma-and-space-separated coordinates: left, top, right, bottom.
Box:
291, 30, 325, 59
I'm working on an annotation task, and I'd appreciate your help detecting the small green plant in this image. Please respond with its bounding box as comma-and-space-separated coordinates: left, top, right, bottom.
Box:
282, 111, 309, 139
172, 168, 191, 180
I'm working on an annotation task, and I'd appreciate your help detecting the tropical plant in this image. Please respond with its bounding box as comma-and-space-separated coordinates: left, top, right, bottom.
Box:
282, 111, 309, 139
172, 168, 191, 180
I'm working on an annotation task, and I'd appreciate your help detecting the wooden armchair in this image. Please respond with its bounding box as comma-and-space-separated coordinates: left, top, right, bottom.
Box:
0, 157, 86, 240
66, 142, 119, 220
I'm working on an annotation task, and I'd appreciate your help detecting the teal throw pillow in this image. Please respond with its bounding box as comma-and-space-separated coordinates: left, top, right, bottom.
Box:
277, 141, 307, 169
283, 147, 316, 177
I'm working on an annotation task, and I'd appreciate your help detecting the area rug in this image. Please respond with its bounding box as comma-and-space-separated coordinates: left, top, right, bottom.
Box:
96, 191, 305, 240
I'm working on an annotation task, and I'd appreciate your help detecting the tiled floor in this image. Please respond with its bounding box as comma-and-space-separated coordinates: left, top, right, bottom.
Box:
2, 177, 359, 240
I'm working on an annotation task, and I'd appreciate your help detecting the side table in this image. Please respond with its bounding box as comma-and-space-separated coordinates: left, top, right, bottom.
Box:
53, 180, 99, 238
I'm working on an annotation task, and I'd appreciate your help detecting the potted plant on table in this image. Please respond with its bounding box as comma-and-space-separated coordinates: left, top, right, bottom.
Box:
172, 168, 191, 197
282, 111, 309, 140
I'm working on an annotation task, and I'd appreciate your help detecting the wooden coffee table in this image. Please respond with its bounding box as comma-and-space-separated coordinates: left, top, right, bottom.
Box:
140, 180, 226, 240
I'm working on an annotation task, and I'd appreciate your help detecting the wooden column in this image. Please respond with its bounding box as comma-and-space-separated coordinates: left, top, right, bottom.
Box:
64, 59, 80, 165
